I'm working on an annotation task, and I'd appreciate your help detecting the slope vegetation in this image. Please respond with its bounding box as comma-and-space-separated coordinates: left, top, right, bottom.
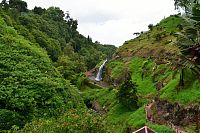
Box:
82, 15, 200, 133
0, 1, 116, 132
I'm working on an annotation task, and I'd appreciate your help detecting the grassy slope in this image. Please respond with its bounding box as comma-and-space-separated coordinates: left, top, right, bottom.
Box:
108, 15, 200, 105
81, 88, 173, 132
117, 15, 183, 59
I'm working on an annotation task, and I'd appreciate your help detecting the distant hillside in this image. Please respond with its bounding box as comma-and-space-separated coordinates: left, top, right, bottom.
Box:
0, 5, 116, 80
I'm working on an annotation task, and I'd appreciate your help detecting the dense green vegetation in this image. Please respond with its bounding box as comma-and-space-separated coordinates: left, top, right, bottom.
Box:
0, 13, 84, 130
0, 0, 116, 132
0, 0, 200, 132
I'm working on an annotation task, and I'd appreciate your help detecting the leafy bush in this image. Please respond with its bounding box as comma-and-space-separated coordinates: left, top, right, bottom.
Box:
19, 109, 109, 133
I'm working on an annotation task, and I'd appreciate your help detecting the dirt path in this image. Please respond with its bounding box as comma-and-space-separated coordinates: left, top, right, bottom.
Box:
168, 122, 186, 133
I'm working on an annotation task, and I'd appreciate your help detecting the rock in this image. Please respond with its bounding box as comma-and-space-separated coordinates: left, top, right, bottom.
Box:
156, 100, 198, 127
85, 68, 97, 77
91, 100, 106, 115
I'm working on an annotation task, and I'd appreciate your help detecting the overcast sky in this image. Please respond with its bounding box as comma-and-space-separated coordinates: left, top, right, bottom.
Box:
24, 0, 178, 46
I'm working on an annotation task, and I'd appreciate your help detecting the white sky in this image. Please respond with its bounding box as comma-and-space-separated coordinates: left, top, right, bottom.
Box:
24, 0, 178, 46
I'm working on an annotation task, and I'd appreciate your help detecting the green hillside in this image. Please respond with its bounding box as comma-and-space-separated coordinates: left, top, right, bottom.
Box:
0, 0, 200, 133
0, 13, 84, 130
106, 14, 200, 105
0, 1, 115, 132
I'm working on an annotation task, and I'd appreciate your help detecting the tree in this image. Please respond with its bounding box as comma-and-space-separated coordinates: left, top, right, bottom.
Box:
133, 32, 140, 37
0, 0, 9, 9
175, 3, 200, 68
64, 11, 78, 37
117, 74, 138, 110
65, 11, 70, 20
9, 0, 27, 12
148, 24, 154, 31
87, 35, 92, 43
164, 1, 200, 93
174, 0, 192, 12
67, 18, 78, 31
169, 56, 187, 92
45, 7, 65, 21
33, 6, 45, 15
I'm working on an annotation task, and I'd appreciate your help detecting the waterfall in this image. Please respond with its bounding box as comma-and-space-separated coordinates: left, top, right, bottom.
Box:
95, 59, 107, 81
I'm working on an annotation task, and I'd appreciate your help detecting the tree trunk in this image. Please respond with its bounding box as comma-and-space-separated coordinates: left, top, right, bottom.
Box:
180, 69, 184, 87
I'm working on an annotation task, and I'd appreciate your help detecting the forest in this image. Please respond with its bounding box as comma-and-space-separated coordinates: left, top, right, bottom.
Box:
0, 0, 200, 132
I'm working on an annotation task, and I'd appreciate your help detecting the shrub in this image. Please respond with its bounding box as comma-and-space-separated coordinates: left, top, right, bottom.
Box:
117, 75, 138, 110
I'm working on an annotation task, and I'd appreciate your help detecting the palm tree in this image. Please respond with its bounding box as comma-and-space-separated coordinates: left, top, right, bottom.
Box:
170, 1, 200, 91
175, 12, 200, 68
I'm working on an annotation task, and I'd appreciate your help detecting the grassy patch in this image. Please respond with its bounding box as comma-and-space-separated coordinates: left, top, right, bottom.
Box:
82, 88, 130, 132
82, 88, 147, 132
107, 60, 125, 79
129, 58, 156, 103
160, 75, 179, 99
160, 70, 200, 105
148, 123, 174, 133
81, 87, 119, 121
154, 64, 172, 82
159, 15, 184, 33
127, 107, 146, 129
106, 103, 132, 125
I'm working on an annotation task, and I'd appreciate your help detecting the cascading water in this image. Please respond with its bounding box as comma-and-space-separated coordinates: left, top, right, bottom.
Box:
95, 59, 107, 81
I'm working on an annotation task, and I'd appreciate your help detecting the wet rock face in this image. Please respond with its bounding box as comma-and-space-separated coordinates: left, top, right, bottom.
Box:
155, 100, 199, 126
85, 68, 97, 77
